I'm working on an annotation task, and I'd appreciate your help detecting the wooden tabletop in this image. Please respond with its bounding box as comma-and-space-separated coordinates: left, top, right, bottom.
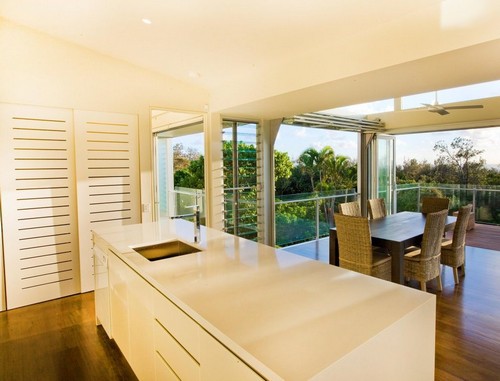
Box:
329, 211, 457, 283
369, 211, 456, 243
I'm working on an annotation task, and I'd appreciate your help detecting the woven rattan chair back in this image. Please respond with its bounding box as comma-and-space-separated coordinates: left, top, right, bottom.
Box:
441, 204, 472, 284
334, 213, 373, 273
367, 198, 386, 219
421, 197, 450, 214
449, 204, 473, 250
420, 209, 448, 259
338, 201, 361, 217
404, 209, 448, 292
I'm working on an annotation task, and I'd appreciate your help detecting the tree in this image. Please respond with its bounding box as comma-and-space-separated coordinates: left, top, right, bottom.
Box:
433, 137, 486, 185
174, 155, 205, 189
297, 148, 320, 191
274, 150, 294, 195
296, 146, 357, 193
173, 143, 201, 171
396, 159, 433, 184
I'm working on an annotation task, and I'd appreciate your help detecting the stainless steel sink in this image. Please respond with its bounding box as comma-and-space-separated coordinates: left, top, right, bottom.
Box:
132, 240, 201, 261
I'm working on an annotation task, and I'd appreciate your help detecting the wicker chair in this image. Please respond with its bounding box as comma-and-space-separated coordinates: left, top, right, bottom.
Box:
421, 197, 450, 214
334, 213, 391, 281
404, 209, 448, 292
338, 201, 361, 217
367, 198, 386, 219
441, 204, 473, 284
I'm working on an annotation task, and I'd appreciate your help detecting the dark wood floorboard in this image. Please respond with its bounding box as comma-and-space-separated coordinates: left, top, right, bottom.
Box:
0, 292, 137, 381
460, 223, 500, 251
283, 237, 500, 381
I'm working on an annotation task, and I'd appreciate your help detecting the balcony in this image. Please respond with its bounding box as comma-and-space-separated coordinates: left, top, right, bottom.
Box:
276, 183, 500, 252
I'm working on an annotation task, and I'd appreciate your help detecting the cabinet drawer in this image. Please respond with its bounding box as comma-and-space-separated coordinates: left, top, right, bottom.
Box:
155, 321, 200, 381
154, 290, 200, 361
200, 330, 266, 381
155, 351, 181, 381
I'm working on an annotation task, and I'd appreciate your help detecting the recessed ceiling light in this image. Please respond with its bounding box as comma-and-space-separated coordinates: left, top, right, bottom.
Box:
142, 18, 152, 25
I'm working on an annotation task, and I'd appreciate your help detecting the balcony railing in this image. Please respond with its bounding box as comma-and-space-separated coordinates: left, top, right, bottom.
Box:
275, 184, 500, 248
170, 184, 499, 249
275, 189, 358, 247
394, 183, 500, 225
170, 187, 206, 220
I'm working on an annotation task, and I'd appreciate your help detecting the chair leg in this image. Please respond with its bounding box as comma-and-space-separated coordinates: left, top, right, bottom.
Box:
453, 268, 459, 284
436, 274, 443, 291
462, 250, 467, 275
420, 281, 427, 292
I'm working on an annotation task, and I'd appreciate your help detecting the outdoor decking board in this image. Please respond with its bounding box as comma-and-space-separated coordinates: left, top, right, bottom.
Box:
461, 223, 500, 251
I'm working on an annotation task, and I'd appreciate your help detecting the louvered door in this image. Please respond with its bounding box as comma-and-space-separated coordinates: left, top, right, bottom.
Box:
74, 110, 140, 292
0, 104, 81, 309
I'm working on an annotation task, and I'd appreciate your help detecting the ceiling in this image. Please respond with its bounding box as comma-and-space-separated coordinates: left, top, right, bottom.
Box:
2, 0, 500, 126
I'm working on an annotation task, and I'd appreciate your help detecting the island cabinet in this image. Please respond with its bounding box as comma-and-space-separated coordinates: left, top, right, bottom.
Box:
95, 220, 436, 381
108, 250, 155, 381
153, 289, 265, 381
104, 247, 267, 381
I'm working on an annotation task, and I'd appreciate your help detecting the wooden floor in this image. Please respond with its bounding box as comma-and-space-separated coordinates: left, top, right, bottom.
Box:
0, 292, 137, 381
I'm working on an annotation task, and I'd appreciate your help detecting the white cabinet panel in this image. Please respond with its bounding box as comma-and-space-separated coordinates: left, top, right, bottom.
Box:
154, 290, 201, 361
128, 264, 155, 381
109, 251, 131, 361
0, 103, 81, 309
155, 322, 200, 381
155, 352, 181, 381
0, 208, 4, 311
94, 241, 111, 338
200, 330, 265, 381
74, 110, 140, 292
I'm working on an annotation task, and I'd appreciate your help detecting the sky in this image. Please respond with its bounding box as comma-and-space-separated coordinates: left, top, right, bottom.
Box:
274, 125, 500, 168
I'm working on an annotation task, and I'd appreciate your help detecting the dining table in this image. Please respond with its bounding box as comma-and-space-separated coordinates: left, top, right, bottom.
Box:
329, 211, 457, 284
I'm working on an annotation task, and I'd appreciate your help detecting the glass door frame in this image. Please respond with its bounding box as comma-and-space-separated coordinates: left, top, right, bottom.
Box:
151, 109, 206, 222
371, 134, 396, 214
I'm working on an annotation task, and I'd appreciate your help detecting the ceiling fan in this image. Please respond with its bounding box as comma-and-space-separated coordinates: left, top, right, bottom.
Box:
422, 92, 484, 115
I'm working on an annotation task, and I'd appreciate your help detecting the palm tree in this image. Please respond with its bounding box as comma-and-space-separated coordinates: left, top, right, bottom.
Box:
297, 148, 319, 191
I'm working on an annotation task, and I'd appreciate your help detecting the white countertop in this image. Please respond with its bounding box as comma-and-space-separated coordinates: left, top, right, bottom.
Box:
94, 219, 435, 381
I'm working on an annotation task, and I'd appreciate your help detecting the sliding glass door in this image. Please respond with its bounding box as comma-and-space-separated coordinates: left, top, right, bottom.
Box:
152, 110, 205, 223
374, 134, 395, 214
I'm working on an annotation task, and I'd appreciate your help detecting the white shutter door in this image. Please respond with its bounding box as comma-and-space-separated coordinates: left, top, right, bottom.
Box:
0, 104, 81, 309
74, 110, 140, 292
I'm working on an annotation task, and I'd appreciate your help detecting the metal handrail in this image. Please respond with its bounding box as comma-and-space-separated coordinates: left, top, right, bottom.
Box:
276, 190, 359, 242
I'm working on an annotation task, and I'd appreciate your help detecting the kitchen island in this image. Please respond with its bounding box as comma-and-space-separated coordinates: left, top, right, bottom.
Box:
93, 219, 436, 381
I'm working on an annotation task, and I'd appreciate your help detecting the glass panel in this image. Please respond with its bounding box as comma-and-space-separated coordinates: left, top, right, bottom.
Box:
275, 191, 357, 247
153, 127, 205, 223
222, 121, 259, 241
376, 136, 395, 214
401, 80, 500, 110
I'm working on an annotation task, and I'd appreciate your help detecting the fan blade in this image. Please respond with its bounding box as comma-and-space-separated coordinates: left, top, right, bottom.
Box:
422, 103, 449, 115
443, 105, 484, 110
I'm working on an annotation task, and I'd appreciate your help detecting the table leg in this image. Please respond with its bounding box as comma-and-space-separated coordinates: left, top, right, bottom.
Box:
388, 242, 405, 284
329, 229, 339, 266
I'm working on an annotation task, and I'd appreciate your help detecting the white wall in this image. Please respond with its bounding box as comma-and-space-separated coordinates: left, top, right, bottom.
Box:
0, 19, 209, 223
